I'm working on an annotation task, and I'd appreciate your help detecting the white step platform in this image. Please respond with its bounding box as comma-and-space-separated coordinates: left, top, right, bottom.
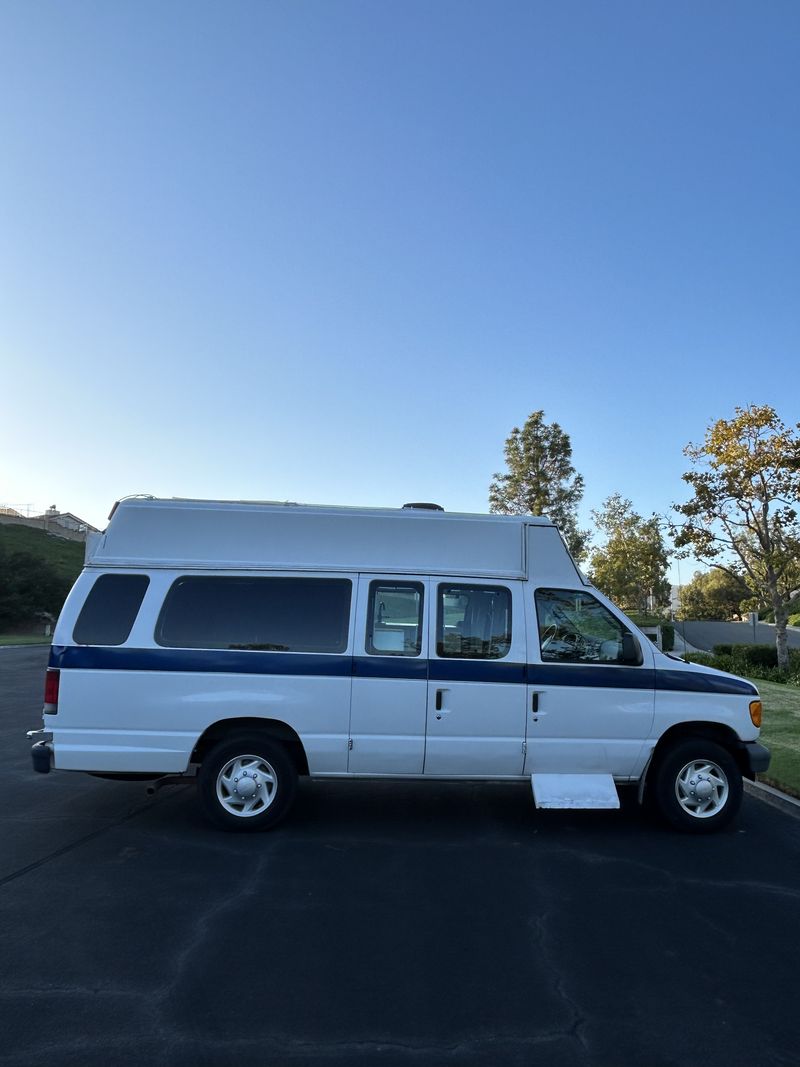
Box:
531, 773, 621, 810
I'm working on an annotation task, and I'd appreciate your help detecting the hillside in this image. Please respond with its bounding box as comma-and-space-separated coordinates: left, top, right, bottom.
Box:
0, 523, 86, 581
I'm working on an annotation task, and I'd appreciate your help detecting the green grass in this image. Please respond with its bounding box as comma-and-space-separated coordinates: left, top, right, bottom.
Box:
751, 678, 800, 798
0, 524, 85, 582
0, 634, 51, 646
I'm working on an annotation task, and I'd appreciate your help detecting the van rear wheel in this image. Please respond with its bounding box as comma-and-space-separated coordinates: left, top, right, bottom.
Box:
198, 733, 297, 831
653, 738, 742, 833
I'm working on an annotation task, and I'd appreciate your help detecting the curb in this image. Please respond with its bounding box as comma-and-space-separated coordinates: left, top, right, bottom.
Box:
0, 644, 50, 650
744, 778, 800, 819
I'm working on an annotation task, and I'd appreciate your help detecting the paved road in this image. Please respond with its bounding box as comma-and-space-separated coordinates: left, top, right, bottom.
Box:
1, 646, 799, 1067
677, 619, 800, 653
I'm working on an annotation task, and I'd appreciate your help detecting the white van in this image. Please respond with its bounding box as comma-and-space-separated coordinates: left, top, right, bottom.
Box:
28, 497, 769, 833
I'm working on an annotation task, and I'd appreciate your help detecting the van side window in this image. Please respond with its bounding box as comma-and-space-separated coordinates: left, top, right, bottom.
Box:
73, 574, 150, 646
366, 582, 423, 656
535, 589, 637, 664
156, 577, 352, 653
437, 584, 511, 660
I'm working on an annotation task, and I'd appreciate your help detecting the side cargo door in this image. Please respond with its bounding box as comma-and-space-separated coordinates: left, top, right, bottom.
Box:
348, 576, 429, 774
424, 579, 527, 776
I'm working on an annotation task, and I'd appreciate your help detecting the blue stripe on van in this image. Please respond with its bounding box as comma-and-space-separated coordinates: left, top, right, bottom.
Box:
526, 664, 656, 690
353, 657, 428, 680
654, 668, 757, 696
48, 646, 352, 677
47, 646, 757, 695
429, 660, 527, 684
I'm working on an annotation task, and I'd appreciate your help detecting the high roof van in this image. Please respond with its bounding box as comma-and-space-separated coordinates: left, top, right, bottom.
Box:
28, 497, 770, 833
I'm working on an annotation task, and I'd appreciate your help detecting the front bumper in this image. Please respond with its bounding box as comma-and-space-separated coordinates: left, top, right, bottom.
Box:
28, 730, 54, 774
739, 741, 771, 777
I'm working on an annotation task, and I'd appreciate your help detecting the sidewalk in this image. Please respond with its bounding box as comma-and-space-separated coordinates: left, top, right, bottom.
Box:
670, 629, 703, 655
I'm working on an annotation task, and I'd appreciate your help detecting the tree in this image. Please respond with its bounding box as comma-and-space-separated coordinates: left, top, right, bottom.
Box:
489, 411, 590, 561
677, 568, 751, 621
670, 405, 800, 670
589, 493, 671, 613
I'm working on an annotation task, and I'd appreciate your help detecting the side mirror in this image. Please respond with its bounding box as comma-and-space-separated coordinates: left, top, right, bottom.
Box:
621, 632, 642, 666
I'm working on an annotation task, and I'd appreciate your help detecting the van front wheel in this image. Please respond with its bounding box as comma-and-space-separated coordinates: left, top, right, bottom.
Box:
653, 739, 742, 833
198, 733, 297, 831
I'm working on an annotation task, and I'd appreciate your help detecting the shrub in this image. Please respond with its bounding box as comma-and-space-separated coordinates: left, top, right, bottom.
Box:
683, 652, 714, 666
684, 652, 733, 672
755, 666, 800, 685
687, 644, 800, 684
711, 644, 788, 672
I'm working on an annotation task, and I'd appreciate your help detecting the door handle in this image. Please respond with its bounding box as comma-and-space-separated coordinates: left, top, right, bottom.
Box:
435, 689, 450, 719
531, 691, 546, 721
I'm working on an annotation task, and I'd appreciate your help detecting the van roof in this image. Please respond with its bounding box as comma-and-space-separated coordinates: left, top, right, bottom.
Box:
86, 496, 556, 578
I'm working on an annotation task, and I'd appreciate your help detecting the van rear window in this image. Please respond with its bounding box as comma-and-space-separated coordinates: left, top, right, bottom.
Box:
155, 576, 352, 653
73, 574, 150, 645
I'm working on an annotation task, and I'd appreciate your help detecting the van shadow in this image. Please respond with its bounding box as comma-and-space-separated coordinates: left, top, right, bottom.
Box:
282, 777, 647, 842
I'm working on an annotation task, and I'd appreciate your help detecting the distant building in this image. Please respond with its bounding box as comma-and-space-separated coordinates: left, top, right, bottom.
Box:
35, 506, 99, 535
0, 504, 99, 542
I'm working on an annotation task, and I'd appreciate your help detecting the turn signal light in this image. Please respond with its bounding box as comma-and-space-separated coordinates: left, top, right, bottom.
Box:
749, 700, 762, 728
43, 668, 60, 713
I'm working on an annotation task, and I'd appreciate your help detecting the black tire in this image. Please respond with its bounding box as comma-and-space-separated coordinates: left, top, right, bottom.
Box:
652, 738, 742, 834
198, 732, 298, 832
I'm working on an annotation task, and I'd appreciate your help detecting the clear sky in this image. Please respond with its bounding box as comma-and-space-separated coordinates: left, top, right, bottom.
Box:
1, 0, 798, 579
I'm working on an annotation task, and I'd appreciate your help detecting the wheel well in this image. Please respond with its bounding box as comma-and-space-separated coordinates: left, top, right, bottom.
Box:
191, 718, 310, 776
648, 721, 749, 778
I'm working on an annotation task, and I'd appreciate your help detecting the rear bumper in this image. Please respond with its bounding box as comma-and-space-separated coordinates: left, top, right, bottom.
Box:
30, 739, 54, 774
739, 741, 771, 777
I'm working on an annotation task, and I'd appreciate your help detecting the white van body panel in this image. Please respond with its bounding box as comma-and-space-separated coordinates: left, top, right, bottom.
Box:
650, 653, 761, 744
51, 668, 352, 774
524, 675, 656, 779
91, 498, 548, 578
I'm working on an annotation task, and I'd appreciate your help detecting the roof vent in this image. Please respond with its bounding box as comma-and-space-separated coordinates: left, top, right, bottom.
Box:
402, 502, 444, 511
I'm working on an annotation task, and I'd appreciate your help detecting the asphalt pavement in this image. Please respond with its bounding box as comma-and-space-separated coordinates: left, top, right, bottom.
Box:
1, 645, 799, 1067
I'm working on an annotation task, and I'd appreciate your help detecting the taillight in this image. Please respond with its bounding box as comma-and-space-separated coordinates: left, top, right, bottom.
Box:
44, 668, 60, 713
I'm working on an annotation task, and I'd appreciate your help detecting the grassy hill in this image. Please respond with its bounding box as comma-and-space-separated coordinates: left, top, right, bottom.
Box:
0, 525, 86, 635
0, 523, 86, 582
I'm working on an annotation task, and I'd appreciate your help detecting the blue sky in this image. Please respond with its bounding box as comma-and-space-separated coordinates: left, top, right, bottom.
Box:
1, 0, 798, 580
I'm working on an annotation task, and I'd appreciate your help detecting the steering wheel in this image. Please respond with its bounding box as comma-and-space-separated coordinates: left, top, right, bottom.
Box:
541, 624, 558, 651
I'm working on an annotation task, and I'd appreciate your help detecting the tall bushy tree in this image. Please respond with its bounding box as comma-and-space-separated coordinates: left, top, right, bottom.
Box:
589, 493, 671, 613
677, 568, 751, 621
489, 411, 589, 561
670, 405, 800, 670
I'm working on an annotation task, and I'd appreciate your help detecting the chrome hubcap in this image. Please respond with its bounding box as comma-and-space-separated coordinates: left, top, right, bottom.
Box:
216, 754, 277, 817
675, 760, 729, 818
